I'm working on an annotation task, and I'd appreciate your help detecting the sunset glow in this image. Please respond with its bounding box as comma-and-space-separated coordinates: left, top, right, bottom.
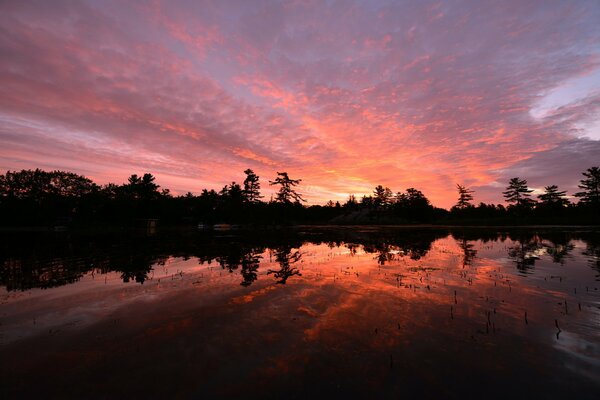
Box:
1, 1, 599, 207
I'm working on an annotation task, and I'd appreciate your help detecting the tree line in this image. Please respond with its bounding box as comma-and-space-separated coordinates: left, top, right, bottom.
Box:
0, 169, 317, 226
0, 166, 598, 226
445, 168, 600, 223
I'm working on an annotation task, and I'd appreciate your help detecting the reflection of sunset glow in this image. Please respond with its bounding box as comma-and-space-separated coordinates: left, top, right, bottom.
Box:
1, 230, 599, 396
2, 2, 600, 207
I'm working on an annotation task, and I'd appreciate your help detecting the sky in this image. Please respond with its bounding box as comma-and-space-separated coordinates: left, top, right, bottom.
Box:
1, 0, 599, 208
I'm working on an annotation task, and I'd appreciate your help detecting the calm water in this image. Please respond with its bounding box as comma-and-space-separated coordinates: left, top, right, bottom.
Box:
1, 227, 599, 398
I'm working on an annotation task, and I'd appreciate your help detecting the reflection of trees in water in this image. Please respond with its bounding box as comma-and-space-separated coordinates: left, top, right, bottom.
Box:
507, 232, 577, 272
213, 245, 265, 286
0, 233, 175, 291
0, 229, 446, 290
451, 230, 580, 273
376, 245, 395, 265
267, 245, 302, 284
0, 237, 165, 290
217, 250, 243, 273
403, 238, 435, 260
459, 239, 477, 267
507, 234, 542, 273
450, 232, 479, 268
452, 231, 482, 268
346, 243, 359, 256
363, 237, 433, 265
5, 228, 597, 291
1, 258, 86, 291
580, 233, 600, 280
240, 251, 262, 286
326, 240, 342, 249
541, 232, 574, 265
363, 243, 395, 265
209, 241, 267, 286
119, 255, 168, 284
545, 242, 574, 264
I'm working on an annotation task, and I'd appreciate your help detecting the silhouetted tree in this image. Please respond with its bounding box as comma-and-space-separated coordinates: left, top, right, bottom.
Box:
344, 194, 358, 209
0, 169, 98, 200
220, 182, 244, 202
361, 195, 374, 208
575, 167, 600, 207
242, 169, 262, 203
216, 182, 245, 222
0, 169, 100, 224
101, 183, 120, 200
394, 188, 433, 221
373, 185, 393, 208
269, 172, 305, 204
201, 188, 218, 198
397, 188, 430, 208
125, 173, 161, 200
503, 177, 535, 208
196, 189, 219, 223
538, 185, 569, 208
454, 184, 474, 209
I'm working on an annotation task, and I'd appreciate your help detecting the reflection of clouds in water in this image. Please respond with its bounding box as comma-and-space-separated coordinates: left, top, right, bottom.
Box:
1, 229, 600, 397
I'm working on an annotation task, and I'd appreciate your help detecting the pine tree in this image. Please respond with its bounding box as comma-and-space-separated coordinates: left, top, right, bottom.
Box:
373, 185, 393, 208
455, 184, 474, 209
503, 177, 535, 208
538, 185, 569, 207
574, 167, 600, 206
126, 173, 160, 200
344, 194, 358, 209
269, 172, 305, 204
242, 169, 262, 203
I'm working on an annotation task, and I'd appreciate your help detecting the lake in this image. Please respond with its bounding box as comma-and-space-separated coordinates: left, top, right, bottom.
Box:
1, 226, 599, 398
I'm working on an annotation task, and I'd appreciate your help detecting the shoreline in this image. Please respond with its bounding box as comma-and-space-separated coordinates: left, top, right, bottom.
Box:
1, 223, 599, 233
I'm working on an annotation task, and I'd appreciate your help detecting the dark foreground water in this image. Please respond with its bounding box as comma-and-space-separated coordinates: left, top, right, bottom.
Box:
0, 226, 599, 399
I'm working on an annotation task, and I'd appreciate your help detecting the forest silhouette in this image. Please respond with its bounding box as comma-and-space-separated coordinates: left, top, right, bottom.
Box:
0, 167, 598, 227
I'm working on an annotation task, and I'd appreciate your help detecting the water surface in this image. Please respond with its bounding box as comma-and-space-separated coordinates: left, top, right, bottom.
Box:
1, 227, 599, 398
